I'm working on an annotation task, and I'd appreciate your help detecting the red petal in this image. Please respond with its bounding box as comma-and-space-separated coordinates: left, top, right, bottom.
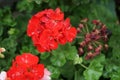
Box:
31, 64, 44, 79
7, 64, 27, 80
66, 27, 77, 42
37, 46, 46, 53
57, 34, 67, 44
63, 18, 70, 29
51, 8, 64, 20
35, 10, 46, 18
27, 16, 40, 36
15, 53, 39, 68
49, 40, 58, 50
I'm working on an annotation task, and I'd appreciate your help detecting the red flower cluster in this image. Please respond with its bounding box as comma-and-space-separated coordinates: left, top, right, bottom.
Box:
77, 19, 109, 60
27, 8, 77, 52
7, 53, 44, 80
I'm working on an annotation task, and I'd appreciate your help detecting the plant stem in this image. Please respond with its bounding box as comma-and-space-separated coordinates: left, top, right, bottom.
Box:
76, 36, 84, 39
85, 24, 89, 33
92, 42, 98, 47
93, 25, 96, 30
80, 63, 88, 69
94, 41, 102, 45
82, 25, 86, 33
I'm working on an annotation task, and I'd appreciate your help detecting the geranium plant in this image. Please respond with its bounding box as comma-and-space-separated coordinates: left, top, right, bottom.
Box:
0, 0, 120, 80
0, 7, 110, 80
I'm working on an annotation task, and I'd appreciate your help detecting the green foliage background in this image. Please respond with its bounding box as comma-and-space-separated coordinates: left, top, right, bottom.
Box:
0, 0, 120, 80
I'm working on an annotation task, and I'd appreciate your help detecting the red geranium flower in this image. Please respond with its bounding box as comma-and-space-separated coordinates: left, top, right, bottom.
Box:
27, 8, 77, 52
7, 53, 51, 80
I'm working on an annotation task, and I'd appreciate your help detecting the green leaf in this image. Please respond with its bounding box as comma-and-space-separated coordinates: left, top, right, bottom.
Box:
50, 43, 77, 67
0, 26, 3, 36
61, 62, 75, 79
40, 52, 50, 60
104, 59, 120, 80
47, 66, 60, 78
110, 71, 120, 80
1, 36, 17, 50
50, 52, 66, 67
8, 28, 16, 35
43, 0, 49, 3
108, 24, 120, 59
74, 71, 82, 80
84, 61, 103, 80
74, 69, 85, 80
49, 0, 57, 8
84, 54, 105, 80
93, 54, 106, 63
63, 43, 77, 60
34, 0, 42, 4
17, 0, 34, 12
2, 14, 16, 27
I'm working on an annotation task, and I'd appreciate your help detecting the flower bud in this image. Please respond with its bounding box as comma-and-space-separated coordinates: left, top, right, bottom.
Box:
85, 52, 93, 60
94, 29, 100, 34
92, 20, 100, 25
85, 37, 91, 44
0, 53, 5, 58
88, 44, 93, 50
80, 18, 88, 23
101, 24, 106, 29
79, 41, 86, 47
0, 48, 6, 53
85, 33, 90, 38
78, 24, 84, 29
78, 47, 84, 55
95, 45, 102, 53
104, 44, 109, 50
74, 55, 83, 65
77, 28, 81, 33
93, 51, 100, 56
103, 35, 108, 42
95, 35, 101, 40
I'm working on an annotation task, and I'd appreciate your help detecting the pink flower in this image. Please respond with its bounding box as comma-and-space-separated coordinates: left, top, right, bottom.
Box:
0, 71, 7, 80
40, 68, 51, 80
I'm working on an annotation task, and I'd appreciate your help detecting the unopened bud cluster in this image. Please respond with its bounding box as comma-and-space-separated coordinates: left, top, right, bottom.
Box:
77, 18, 110, 60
